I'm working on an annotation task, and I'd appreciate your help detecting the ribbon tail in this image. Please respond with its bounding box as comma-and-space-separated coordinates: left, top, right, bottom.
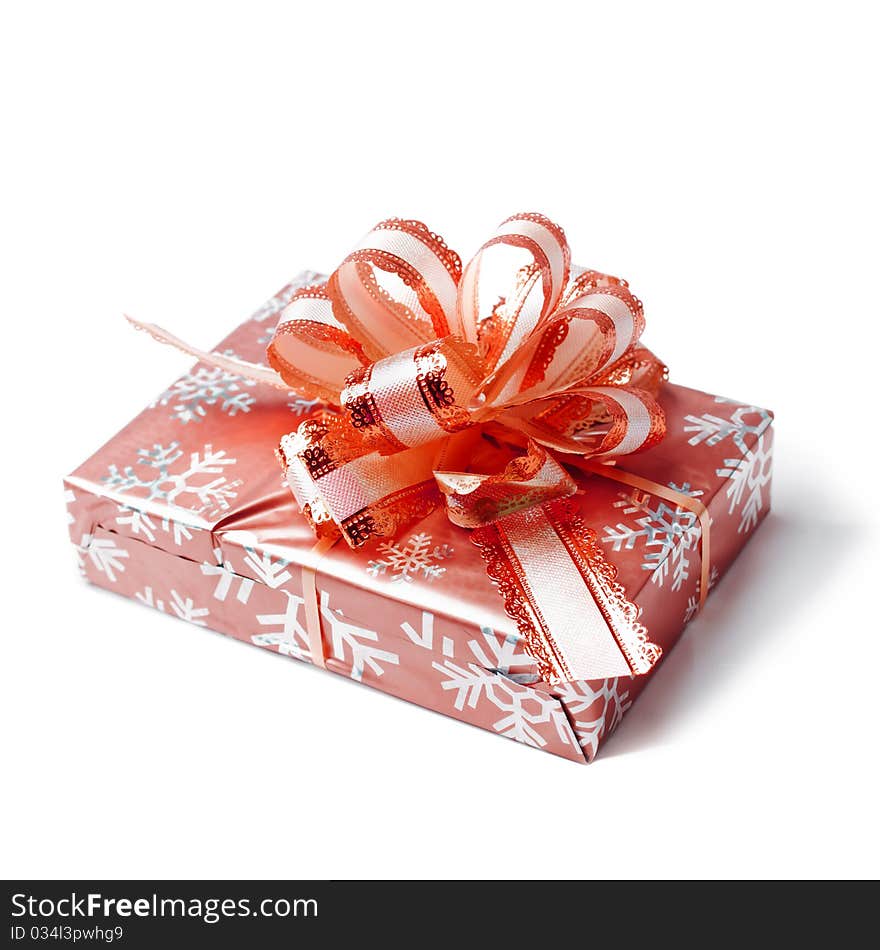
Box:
125, 314, 289, 389
472, 498, 661, 684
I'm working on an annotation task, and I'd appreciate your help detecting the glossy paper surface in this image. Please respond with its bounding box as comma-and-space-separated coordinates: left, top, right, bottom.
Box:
66, 276, 774, 761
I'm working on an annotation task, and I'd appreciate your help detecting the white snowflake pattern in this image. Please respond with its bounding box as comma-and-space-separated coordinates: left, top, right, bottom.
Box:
718, 434, 773, 533
431, 660, 574, 749
602, 483, 704, 592
469, 626, 540, 684
242, 547, 292, 589
288, 394, 322, 417
135, 586, 165, 611
168, 590, 209, 625
134, 585, 208, 626
252, 591, 311, 661
150, 351, 257, 424
200, 548, 255, 603
115, 504, 198, 547
553, 678, 632, 760
366, 533, 453, 584
400, 614, 540, 684
400, 611, 455, 658
320, 591, 399, 682
164, 519, 195, 546
115, 506, 158, 540
683, 402, 774, 533
434, 661, 492, 711
76, 533, 129, 582
683, 402, 772, 451
103, 443, 239, 516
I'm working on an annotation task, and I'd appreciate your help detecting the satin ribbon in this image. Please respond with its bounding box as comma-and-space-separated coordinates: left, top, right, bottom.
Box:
132, 213, 700, 685
301, 535, 339, 669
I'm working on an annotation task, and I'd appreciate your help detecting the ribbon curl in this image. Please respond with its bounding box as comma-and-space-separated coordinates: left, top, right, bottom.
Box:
131, 214, 674, 684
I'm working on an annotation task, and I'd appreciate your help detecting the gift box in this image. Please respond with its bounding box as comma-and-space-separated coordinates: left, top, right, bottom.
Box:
65, 220, 773, 763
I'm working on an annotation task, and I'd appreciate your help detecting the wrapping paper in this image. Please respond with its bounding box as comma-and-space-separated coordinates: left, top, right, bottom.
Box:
65, 274, 774, 762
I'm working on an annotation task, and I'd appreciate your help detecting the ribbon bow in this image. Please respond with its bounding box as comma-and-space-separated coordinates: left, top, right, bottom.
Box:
132, 214, 673, 684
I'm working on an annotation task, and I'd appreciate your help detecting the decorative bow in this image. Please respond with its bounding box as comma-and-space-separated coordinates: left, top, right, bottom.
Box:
132, 214, 670, 684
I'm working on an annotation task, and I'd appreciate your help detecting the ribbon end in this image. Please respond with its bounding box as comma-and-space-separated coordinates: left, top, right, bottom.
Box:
124, 313, 171, 343
124, 313, 290, 390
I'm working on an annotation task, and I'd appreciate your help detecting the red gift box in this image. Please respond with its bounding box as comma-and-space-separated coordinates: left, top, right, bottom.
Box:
65, 269, 773, 763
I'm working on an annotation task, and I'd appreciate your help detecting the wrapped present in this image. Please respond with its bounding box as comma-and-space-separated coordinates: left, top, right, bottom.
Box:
65, 216, 773, 762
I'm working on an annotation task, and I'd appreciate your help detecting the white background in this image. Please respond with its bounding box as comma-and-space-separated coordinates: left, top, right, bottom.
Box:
2, 2, 878, 880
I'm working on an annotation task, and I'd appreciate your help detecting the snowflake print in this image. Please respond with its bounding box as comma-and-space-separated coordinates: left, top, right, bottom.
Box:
287, 394, 322, 417
684, 397, 773, 532
115, 503, 198, 547
252, 591, 312, 662
135, 586, 165, 611
103, 443, 239, 517
150, 351, 257, 424
468, 626, 540, 684
254, 591, 397, 678
683, 402, 772, 452
320, 591, 399, 682
241, 546, 292, 589
366, 533, 453, 584
115, 505, 158, 540
75, 533, 129, 582
553, 678, 632, 760
683, 400, 773, 534
400, 615, 540, 684
134, 586, 208, 625
200, 548, 255, 603
168, 590, 209, 625
718, 433, 773, 532
400, 611, 455, 658
431, 660, 574, 749
602, 483, 704, 592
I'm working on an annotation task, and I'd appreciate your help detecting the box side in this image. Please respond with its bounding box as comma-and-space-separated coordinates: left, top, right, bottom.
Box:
72, 513, 587, 763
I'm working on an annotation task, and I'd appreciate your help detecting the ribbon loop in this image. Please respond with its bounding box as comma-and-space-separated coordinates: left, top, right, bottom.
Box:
480, 278, 646, 408
457, 213, 571, 357
340, 336, 485, 454
267, 286, 368, 403
327, 219, 463, 359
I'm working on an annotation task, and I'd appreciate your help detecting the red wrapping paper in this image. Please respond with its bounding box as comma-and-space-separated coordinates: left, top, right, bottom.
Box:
65, 275, 774, 762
